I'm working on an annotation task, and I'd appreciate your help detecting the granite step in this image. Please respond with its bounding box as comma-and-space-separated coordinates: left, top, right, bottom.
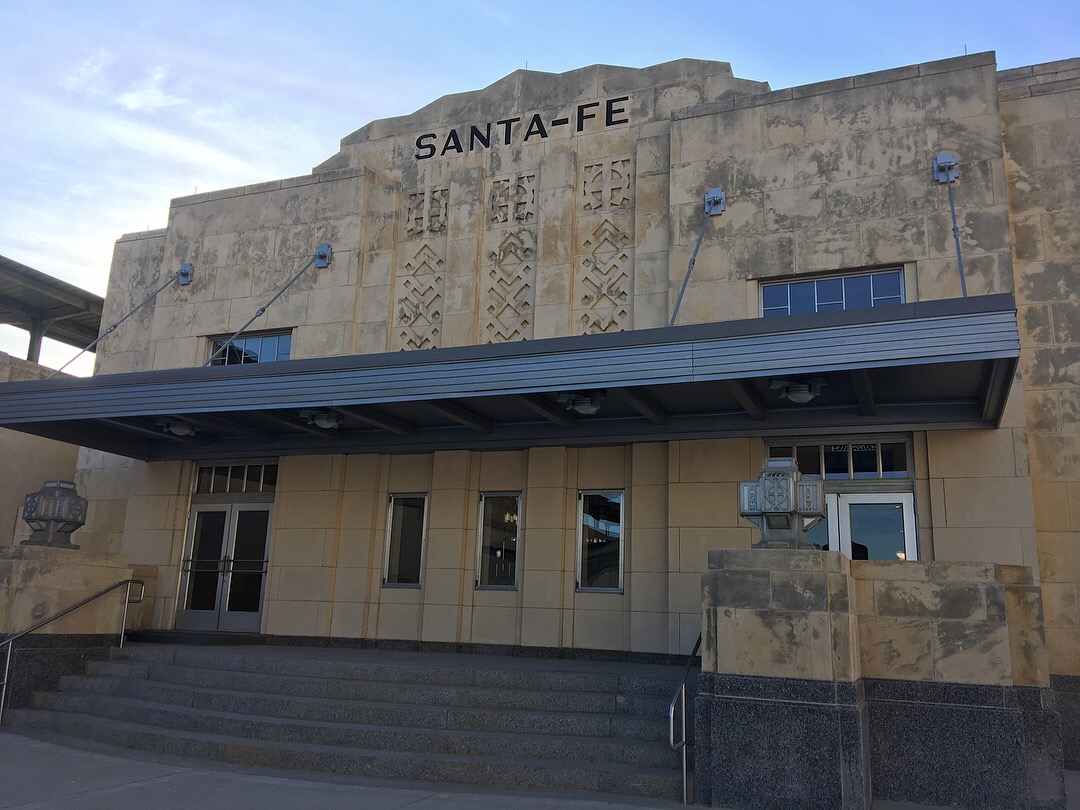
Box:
8, 708, 684, 801
110, 644, 682, 697
32, 691, 678, 768
85, 659, 657, 715
6, 643, 693, 802
59, 672, 668, 739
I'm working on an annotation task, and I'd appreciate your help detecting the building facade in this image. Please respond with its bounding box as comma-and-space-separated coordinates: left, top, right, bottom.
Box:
0, 53, 1076, 700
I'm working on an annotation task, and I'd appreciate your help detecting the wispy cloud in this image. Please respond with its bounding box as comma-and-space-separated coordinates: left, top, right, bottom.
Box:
115, 67, 188, 111
60, 48, 114, 94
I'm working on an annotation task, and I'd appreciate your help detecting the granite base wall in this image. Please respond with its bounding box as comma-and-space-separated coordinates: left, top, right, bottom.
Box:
866, 679, 1064, 810
1050, 675, 1080, 771
694, 673, 868, 809
1, 634, 115, 716
695, 674, 1065, 810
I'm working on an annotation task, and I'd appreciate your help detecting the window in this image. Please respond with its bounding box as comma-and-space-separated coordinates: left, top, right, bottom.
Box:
577, 491, 623, 592
761, 269, 904, 318
769, 442, 909, 481
476, 494, 520, 588
208, 330, 292, 365
195, 463, 278, 495
384, 494, 427, 586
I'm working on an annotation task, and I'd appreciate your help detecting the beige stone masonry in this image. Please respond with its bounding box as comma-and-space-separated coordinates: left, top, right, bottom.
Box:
1001, 58, 1080, 676
0, 353, 79, 546
702, 549, 1050, 687
0, 545, 133, 635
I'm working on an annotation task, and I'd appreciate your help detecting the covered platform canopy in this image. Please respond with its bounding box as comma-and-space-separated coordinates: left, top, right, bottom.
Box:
0, 294, 1020, 462
0, 255, 104, 362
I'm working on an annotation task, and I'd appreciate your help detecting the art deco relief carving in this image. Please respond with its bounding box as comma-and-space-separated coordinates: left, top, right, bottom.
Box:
577, 218, 632, 334
483, 230, 535, 343
404, 186, 450, 238
582, 158, 633, 211
489, 173, 536, 225
395, 243, 445, 350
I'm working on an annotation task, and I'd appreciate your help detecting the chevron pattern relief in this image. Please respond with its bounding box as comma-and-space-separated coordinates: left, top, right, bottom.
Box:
577, 218, 632, 334
484, 230, 535, 343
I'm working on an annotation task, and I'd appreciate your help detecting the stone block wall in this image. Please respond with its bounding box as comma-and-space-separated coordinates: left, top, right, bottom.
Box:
853, 559, 1048, 686
697, 549, 1063, 809
0, 353, 78, 545
701, 548, 856, 680
1000, 58, 1080, 680
0, 546, 139, 716
0, 545, 132, 635
668, 53, 1011, 326
252, 444, 678, 654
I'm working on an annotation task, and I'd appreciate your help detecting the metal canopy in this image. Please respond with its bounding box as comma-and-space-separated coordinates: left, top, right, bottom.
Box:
0, 255, 104, 361
0, 294, 1020, 462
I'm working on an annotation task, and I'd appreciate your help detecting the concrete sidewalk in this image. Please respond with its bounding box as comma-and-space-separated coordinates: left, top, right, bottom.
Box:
1, 729, 1077, 809
0, 730, 682, 809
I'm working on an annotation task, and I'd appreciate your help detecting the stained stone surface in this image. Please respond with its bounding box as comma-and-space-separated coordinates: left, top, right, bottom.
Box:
699, 549, 1065, 809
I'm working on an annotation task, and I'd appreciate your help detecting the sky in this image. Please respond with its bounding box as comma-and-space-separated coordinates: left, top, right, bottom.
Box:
2, 0, 1078, 375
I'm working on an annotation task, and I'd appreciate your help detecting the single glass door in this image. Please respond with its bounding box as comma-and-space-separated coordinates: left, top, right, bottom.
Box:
176, 503, 271, 632
823, 493, 917, 561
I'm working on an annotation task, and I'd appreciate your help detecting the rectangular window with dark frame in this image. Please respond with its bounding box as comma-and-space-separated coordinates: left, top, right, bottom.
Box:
384, 494, 427, 586
577, 491, 623, 592
769, 441, 910, 481
207, 330, 292, 366
477, 493, 520, 588
761, 269, 904, 318
194, 463, 278, 495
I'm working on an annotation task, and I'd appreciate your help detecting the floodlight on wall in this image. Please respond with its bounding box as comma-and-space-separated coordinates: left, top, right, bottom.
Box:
770, 377, 827, 404
933, 152, 968, 298
301, 409, 340, 429
48, 262, 196, 379
669, 185, 727, 327
557, 391, 606, 415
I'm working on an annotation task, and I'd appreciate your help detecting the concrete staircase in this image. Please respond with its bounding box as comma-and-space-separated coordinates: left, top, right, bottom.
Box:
4, 643, 690, 802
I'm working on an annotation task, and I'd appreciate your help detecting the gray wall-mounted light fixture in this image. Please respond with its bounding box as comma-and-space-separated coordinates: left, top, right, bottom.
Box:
669, 186, 727, 327
934, 152, 967, 298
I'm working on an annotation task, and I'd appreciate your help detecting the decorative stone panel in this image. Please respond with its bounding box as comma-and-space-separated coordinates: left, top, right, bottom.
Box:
489, 173, 536, 225
404, 186, 449, 238
483, 230, 535, 343
581, 158, 633, 211
395, 243, 445, 350
576, 217, 633, 334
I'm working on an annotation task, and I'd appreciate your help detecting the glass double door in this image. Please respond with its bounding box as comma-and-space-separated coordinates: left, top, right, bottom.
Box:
176, 503, 271, 632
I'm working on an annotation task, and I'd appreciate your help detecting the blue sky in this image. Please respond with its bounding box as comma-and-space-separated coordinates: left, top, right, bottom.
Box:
2, 0, 1078, 373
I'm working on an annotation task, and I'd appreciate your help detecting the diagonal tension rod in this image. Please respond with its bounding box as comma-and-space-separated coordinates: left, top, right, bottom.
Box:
205, 244, 332, 366
48, 263, 193, 379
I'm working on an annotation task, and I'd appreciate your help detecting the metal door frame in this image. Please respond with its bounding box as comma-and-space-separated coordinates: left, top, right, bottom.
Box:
826, 492, 917, 561
175, 502, 272, 632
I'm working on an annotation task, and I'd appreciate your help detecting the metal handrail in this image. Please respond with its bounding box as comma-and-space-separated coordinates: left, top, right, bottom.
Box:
0, 578, 144, 725
668, 632, 702, 806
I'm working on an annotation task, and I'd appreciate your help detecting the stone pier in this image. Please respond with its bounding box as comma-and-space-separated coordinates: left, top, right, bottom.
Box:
695, 549, 1065, 809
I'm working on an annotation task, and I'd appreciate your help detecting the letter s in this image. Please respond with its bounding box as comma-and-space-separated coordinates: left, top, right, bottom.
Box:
415, 134, 436, 160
